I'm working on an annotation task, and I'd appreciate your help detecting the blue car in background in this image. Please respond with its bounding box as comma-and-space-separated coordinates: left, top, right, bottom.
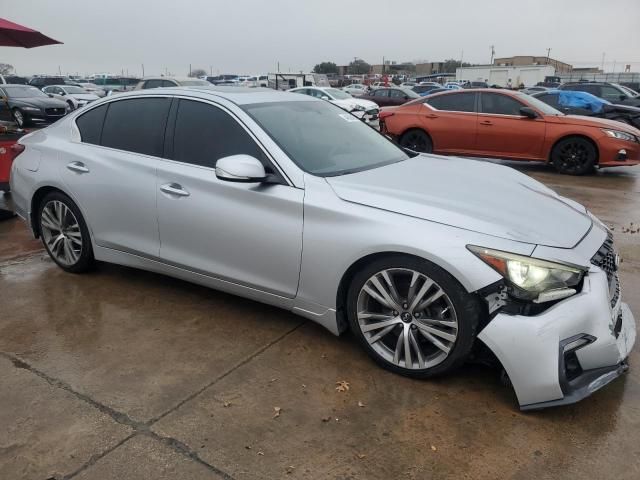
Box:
532, 89, 640, 129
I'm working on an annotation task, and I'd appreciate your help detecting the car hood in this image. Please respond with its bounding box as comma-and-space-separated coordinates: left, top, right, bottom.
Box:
10, 96, 67, 109
332, 98, 378, 111
70, 93, 100, 101
326, 155, 592, 248
547, 114, 640, 134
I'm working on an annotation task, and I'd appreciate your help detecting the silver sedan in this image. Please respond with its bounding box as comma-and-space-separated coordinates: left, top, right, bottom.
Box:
9, 87, 636, 409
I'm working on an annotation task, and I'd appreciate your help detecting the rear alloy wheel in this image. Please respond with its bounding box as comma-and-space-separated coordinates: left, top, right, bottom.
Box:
38, 192, 94, 273
12, 108, 26, 128
400, 129, 433, 153
551, 137, 597, 175
347, 256, 479, 377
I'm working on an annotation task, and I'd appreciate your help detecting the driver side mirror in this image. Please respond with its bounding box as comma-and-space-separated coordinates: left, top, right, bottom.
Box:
215, 155, 267, 183
47, 93, 54, 98
321, 95, 330, 101
520, 106, 538, 119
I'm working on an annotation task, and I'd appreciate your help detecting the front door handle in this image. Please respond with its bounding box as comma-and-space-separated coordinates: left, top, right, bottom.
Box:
66, 161, 89, 173
160, 183, 190, 197
480, 120, 493, 126
425, 113, 438, 119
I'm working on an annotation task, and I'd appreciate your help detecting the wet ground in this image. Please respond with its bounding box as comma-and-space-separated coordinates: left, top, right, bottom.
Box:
1, 163, 639, 480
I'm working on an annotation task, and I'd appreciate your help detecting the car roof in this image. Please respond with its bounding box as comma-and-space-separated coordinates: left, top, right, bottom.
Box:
141, 77, 205, 82
100, 86, 317, 106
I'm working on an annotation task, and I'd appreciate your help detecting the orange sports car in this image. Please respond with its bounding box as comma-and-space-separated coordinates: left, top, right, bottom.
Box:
379, 89, 640, 174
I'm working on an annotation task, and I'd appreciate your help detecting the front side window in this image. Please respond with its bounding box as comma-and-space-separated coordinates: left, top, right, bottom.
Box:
601, 85, 624, 102
101, 98, 171, 156
389, 89, 406, 99
373, 89, 389, 98
480, 93, 524, 115
536, 93, 560, 109
171, 99, 267, 168
242, 100, 409, 176
427, 92, 476, 112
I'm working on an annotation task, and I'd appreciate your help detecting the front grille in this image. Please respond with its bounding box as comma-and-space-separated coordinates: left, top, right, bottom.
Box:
590, 232, 619, 307
45, 108, 66, 116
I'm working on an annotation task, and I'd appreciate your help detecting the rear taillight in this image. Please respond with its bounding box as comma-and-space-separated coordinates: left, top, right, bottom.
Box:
10, 143, 25, 161
379, 111, 395, 120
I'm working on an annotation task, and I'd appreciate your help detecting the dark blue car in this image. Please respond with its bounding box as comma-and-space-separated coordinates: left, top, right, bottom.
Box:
532, 90, 640, 129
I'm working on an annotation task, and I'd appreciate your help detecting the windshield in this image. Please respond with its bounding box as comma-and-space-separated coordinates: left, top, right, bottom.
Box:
618, 84, 639, 97
4, 86, 48, 98
243, 100, 409, 176
326, 88, 351, 99
516, 92, 564, 115
64, 86, 87, 94
180, 80, 211, 86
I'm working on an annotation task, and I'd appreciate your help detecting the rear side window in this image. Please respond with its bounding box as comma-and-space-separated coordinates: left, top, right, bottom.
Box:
535, 93, 560, 108
143, 80, 163, 89
427, 92, 476, 112
101, 98, 171, 156
170, 99, 267, 168
373, 89, 388, 97
480, 93, 524, 115
76, 104, 108, 145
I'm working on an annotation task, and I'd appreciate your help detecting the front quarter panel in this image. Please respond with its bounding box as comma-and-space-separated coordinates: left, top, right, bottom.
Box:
295, 174, 536, 328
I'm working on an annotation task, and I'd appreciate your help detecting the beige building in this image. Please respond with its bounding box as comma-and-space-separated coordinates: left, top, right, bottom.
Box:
493, 56, 573, 74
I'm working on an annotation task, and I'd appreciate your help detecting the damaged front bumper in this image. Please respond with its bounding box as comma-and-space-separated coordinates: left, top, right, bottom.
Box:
478, 269, 636, 409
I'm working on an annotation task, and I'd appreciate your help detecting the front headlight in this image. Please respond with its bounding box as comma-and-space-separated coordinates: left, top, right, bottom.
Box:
22, 106, 40, 112
351, 104, 366, 111
602, 129, 638, 143
467, 245, 586, 300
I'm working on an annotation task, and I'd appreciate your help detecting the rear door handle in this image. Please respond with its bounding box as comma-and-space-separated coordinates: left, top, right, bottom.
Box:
425, 113, 439, 119
160, 183, 190, 197
66, 161, 89, 173
480, 120, 493, 126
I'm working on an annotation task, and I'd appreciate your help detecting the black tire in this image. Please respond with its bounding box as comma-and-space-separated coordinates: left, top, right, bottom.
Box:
399, 129, 433, 153
346, 255, 481, 378
37, 191, 94, 273
551, 136, 597, 175
11, 108, 29, 128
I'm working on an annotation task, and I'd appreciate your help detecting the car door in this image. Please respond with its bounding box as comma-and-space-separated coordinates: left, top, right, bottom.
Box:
371, 89, 390, 106
156, 98, 304, 298
475, 92, 546, 160
63, 97, 170, 257
420, 92, 477, 153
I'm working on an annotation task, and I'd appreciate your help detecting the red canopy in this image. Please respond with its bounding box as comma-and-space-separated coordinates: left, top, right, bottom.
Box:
0, 17, 62, 48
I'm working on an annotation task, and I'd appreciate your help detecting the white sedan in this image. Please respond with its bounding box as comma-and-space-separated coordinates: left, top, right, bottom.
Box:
289, 86, 380, 129
342, 83, 369, 97
42, 85, 100, 111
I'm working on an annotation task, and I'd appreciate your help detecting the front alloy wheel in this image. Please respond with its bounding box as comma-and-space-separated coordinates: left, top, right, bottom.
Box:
347, 256, 479, 377
12, 108, 25, 128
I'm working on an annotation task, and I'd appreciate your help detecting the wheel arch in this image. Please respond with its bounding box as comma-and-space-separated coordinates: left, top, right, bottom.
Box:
399, 126, 433, 146
335, 251, 475, 334
30, 185, 87, 238
547, 134, 600, 165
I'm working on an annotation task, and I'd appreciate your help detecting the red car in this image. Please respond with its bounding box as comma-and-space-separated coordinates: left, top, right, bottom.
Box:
380, 89, 640, 174
359, 87, 421, 107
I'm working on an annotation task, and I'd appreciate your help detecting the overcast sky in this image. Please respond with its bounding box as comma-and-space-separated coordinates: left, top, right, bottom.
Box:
2, 0, 639, 77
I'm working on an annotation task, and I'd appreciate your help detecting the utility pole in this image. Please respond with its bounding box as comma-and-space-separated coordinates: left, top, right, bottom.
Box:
546, 48, 551, 64
210, 65, 213, 76
601, 52, 606, 71
490, 45, 495, 65
141, 64, 145, 77
189, 64, 192, 77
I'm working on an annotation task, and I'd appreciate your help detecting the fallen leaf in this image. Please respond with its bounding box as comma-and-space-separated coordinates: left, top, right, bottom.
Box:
257, 451, 264, 456
301, 384, 307, 388
321, 416, 331, 422
431, 445, 437, 452
245, 445, 252, 450
335, 380, 350, 392
269, 378, 278, 383
356, 453, 367, 459
358, 401, 366, 408
273, 406, 282, 418
223, 401, 232, 408
286, 466, 295, 474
